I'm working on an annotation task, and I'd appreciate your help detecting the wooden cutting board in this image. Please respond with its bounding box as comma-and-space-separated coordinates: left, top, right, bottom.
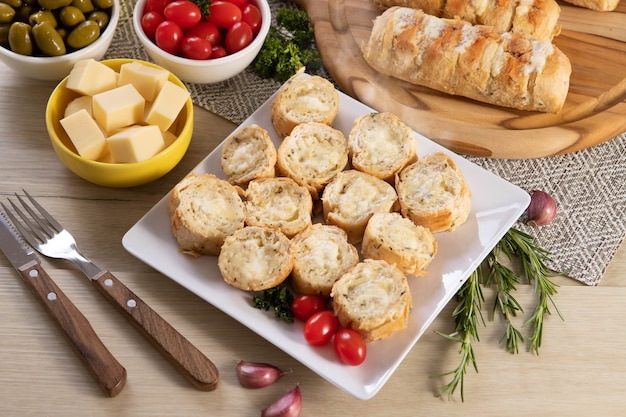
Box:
291, 0, 626, 158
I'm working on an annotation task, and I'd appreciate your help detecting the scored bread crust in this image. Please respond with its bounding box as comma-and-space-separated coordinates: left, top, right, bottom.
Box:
244, 177, 313, 238
271, 73, 340, 138
362, 7, 571, 113
362, 212, 438, 276
373, 0, 562, 41
277, 121, 349, 199
220, 124, 277, 187
331, 259, 412, 342
322, 170, 398, 244
218, 226, 293, 291
396, 152, 471, 233
169, 173, 246, 256
348, 112, 417, 183
561, 0, 619, 10
289, 224, 359, 297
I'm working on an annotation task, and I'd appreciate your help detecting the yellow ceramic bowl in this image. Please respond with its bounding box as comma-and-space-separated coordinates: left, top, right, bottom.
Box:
45, 58, 193, 187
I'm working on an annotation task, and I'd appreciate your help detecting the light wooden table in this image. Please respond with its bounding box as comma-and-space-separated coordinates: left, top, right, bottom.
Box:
0, 61, 625, 417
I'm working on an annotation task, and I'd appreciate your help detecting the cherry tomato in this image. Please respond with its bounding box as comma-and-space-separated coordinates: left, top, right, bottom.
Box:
241, 4, 262, 36
207, 1, 242, 28
141, 11, 165, 40
303, 311, 339, 346
155, 20, 183, 55
291, 294, 326, 322
144, 0, 170, 14
163, 0, 202, 29
209, 45, 227, 59
180, 35, 212, 59
225, 21, 252, 53
333, 329, 367, 366
226, 0, 249, 7
184, 21, 221, 46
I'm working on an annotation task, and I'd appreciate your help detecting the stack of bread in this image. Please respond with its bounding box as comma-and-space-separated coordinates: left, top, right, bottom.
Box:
168, 73, 473, 342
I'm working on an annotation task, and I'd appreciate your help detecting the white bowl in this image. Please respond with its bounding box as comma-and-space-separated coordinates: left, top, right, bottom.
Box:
133, 0, 270, 84
0, 0, 120, 81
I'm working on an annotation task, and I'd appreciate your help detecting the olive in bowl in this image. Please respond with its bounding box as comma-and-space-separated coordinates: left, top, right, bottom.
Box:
132, 0, 271, 84
0, 0, 119, 81
46, 58, 193, 188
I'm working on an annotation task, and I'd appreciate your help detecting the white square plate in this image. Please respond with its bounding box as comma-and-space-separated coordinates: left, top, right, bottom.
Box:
123, 76, 530, 400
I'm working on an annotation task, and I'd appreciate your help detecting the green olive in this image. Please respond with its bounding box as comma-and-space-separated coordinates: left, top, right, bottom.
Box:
32, 21, 65, 55
69, 0, 92, 14
0, 3, 15, 24
56, 25, 67, 40
59, 5, 84, 27
22, 0, 36, 5
8, 21, 32, 55
28, 9, 57, 27
14, 4, 35, 22
37, 0, 72, 10
0, 0, 22, 8
87, 10, 107, 30
66, 18, 97, 49
91, 0, 111, 9
0, 23, 10, 46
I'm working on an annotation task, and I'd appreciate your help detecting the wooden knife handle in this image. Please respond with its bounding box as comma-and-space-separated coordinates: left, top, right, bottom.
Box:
18, 262, 127, 397
91, 270, 219, 391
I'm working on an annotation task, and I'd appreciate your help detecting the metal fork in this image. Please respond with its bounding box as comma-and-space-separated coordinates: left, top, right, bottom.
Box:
3, 190, 219, 391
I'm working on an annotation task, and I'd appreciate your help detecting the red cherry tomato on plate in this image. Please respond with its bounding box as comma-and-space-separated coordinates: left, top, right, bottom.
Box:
225, 21, 253, 53
291, 294, 326, 321
184, 21, 221, 46
144, 0, 170, 14
303, 310, 339, 346
334, 329, 367, 366
207, 1, 242, 28
241, 4, 262, 35
155, 20, 183, 55
180, 35, 212, 59
226, 0, 249, 7
163, 0, 202, 29
209, 45, 227, 59
141, 11, 165, 40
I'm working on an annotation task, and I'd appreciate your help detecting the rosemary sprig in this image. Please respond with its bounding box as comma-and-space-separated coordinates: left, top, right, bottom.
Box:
435, 227, 565, 400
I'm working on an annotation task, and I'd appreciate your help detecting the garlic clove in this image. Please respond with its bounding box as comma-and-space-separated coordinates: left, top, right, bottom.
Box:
527, 190, 557, 227
261, 385, 302, 417
236, 360, 286, 389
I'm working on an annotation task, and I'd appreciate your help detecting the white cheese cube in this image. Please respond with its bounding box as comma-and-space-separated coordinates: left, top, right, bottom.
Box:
162, 130, 177, 148
145, 80, 190, 131
92, 84, 145, 134
106, 125, 165, 163
59, 109, 107, 160
118, 62, 170, 102
64, 95, 93, 118
66, 59, 118, 96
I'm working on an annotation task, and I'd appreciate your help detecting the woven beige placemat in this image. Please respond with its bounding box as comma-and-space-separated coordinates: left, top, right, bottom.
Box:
108, 0, 626, 285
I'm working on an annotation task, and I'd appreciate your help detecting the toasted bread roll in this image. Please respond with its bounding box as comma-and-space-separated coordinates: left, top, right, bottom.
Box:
373, 0, 561, 41
331, 259, 412, 342
322, 170, 398, 244
396, 152, 471, 232
244, 177, 313, 238
169, 173, 246, 256
220, 124, 277, 186
362, 212, 437, 276
561, 0, 620, 10
218, 226, 293, 291
348, 112, 417, 183
271, 73, 340, 137
277, 122, 349, 199
290, 224, 360, 297
362, 7, 571, 113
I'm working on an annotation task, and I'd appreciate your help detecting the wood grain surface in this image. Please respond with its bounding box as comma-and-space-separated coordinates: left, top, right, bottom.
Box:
291, 0, 626, 158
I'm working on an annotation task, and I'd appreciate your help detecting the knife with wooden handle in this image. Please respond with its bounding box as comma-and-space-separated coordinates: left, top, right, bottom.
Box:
0, 213, 127, 397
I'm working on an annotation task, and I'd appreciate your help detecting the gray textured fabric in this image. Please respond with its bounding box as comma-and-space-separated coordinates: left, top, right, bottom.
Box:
107, 0, 626, 285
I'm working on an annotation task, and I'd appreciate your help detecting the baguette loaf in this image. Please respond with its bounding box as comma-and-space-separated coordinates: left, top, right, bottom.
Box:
362, 212, 437, 276
561, 0, 620, 10
169, 173, 246, 256
322, 169, 398, 244
220, 124, 277, 187
244, 177, 313, 238
362, 7, 571, 113
218, 226, 293, 291
373, 0, 562, 41
271, 73, 340, 138
396, 152, 471, 232
348, 112, 417, 183
331, 259, 412, 342
290, 224, 359, 297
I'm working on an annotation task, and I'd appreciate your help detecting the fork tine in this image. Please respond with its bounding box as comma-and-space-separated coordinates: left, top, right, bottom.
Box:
0, 201, 42, 249
21, 189, 65, 232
